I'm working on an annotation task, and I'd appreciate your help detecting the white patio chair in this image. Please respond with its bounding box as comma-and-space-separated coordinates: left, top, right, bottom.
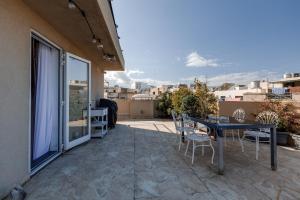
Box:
171, 110, 193, 151
242, 111, 279, 160
184, 120, 215, 164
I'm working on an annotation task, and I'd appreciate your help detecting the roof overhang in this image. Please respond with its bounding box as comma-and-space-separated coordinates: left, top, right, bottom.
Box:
24, 0, 124, 71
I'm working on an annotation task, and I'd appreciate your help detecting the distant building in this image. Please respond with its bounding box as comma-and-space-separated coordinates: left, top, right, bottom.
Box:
104, 86, 138, 100
134, 82, 149, 91
150, 85, 173, 97
131, 93, 155, 100
214, 83, 266, 101
214, 72, 300, 102
270, 73, 300, 101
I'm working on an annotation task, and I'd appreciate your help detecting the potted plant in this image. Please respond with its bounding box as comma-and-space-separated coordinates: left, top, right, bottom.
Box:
290, 118, 300, 149
259, 100, 299, 146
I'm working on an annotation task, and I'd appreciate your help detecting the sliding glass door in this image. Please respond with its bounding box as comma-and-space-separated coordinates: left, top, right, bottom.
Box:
31, 34, 61, 170
64, 53, 91, 150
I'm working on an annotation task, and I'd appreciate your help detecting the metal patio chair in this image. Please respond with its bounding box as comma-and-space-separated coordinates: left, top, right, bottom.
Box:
242, 111, 279, 160
171, 110, 193, 151
184, 117, 215, 164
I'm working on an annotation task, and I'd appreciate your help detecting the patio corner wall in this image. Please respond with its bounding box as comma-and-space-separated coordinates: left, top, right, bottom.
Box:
0, 0, 105, 198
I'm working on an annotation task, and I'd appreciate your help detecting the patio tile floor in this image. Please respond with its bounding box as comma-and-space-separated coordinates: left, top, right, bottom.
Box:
16, 120, 300, 200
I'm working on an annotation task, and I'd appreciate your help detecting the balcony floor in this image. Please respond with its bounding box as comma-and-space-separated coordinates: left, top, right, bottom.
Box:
21, 120, 300, 200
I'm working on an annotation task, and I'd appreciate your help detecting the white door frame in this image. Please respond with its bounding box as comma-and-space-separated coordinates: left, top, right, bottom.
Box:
64, 52, 91, 150
29, 30, 63, 175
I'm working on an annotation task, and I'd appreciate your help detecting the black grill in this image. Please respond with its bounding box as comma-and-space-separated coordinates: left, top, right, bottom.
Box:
96, 98, 118, 128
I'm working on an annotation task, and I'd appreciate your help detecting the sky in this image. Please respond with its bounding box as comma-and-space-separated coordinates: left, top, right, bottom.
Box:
105, 0, 300, 88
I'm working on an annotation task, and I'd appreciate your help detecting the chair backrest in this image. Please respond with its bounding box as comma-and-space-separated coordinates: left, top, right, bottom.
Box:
181, 113, 196, 135
232, 108, 246, 122
207, 114, 218, 123
256, 111, 279, 132
196, 122, 211, 135
171, 110, 177, 121
256, 111, 279, 126
171, 110, 180, 129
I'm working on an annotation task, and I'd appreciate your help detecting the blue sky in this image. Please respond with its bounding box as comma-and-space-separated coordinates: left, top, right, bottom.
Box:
106, 0, 300, 87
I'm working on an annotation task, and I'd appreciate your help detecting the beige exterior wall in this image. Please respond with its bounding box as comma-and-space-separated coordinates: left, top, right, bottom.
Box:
219, 100, 300, 122
219, 101, 264, 120
115, 99, 131, 119
243, 93, 267, 102
0, 0, 105, 197
292, 93, 300, 102
115, 99, 156, 119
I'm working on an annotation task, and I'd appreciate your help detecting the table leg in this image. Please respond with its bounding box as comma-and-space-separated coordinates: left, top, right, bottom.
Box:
217, 129, 224, 175
181, 117, 185, 143
270, 126, 277, 170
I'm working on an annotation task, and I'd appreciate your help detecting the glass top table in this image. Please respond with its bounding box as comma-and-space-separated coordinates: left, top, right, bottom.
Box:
188, 116, 277, 175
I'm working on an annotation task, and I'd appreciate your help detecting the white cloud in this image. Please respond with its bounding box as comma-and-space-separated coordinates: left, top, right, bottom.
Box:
185, 52, 219, 67
126, 69, 144, 76
105, 71, 132, 86
105, 69, 174, 88
181, 70, 280, 86
132, 78, 174, 86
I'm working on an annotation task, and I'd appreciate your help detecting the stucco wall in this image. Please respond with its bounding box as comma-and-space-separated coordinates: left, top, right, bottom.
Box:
115, 99, 156, 119
292, 93, 300, 102
219, 101, 264, 120
243, 93, 267, 102
0, 0, 104, 198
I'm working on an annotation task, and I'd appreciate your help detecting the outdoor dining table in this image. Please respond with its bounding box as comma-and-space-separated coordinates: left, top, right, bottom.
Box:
188, 117, 277, 175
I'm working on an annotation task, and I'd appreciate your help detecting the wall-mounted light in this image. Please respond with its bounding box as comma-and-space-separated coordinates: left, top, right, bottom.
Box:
68, 0, 76, 9
103, 54, 116, 62
97, 39, 104, 49
92, 35, 97, 43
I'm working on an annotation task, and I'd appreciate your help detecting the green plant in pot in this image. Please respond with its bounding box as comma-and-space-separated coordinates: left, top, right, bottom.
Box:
259, 100, 300, 147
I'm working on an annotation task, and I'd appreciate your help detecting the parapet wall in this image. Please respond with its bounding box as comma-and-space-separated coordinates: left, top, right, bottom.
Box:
115, 99, 158, 119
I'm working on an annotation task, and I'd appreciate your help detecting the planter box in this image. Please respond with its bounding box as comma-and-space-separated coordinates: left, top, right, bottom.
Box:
277, 132, 290, 146
291, 134, 300, 150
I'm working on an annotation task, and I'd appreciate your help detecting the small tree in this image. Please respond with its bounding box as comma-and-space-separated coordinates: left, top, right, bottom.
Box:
181, 94, 199, 117
171, 87, 193, 113
194, 79, 218, 117
156, 92, 173, 117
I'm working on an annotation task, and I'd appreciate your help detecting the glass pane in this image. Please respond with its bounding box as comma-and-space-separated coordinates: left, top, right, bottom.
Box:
68, 57, 89, 142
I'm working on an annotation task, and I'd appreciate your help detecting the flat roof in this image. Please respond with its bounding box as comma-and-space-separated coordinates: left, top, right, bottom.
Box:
272, 77, 300, 83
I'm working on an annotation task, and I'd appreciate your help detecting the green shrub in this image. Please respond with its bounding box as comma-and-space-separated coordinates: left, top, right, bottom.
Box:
156, 92, 173, 117
181, 94, 199, 117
